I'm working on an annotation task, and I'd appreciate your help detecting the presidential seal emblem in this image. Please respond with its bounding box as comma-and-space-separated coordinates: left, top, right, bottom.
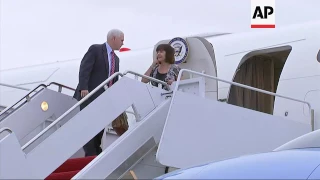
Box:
169, 37, 189, 64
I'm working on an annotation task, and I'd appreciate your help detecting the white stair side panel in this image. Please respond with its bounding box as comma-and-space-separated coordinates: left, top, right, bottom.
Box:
101, 132, 120, 151
0, 132, 34, 179
145, 85, 170, 109
156, 91, 311, 169
0, 88, 78, 146
25, 77, 158, 179
129, 82, 168, 120
101, 83, 168, 150
73, 99, 171, 179
171, 77, 206, 98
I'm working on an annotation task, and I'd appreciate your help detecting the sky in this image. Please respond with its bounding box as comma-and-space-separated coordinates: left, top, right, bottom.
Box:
0, 0, 319, 70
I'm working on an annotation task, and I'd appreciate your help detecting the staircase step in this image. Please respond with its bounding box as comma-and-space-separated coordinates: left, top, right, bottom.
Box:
46, 170, 79, 180
52, 156, 96, 173
45, 156, 96, 180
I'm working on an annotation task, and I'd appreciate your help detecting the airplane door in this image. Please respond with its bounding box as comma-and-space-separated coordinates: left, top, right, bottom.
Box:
154, 36, 218, 100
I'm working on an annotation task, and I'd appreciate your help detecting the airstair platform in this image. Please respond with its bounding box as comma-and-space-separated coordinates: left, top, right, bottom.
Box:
156, 69, 314, 169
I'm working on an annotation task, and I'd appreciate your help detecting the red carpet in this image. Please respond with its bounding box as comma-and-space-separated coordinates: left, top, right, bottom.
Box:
46, 170, 80, 180
46, 156, 96, 180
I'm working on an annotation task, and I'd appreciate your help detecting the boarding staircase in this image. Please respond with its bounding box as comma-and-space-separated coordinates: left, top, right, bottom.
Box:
0, 70, 173, 179
156, 69, 314, 169
0, 69, 316, 179
0, 82, 79, 149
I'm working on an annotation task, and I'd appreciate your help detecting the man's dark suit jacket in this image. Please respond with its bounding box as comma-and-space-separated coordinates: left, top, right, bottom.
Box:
73, 43, 120, 109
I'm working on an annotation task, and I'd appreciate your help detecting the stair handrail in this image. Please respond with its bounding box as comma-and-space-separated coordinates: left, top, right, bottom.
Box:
0, 84, 47, 117
125, 110, 135, 115
0, 127, 12, 134
0, 127, 12, 140
22, 70, 172, 150
0, 82, 30, 91
171, 69, 315, 130
0, 81, 76, 119
22, 72, 124, 150
123, 70, 170, 90
47, 82, 76, 92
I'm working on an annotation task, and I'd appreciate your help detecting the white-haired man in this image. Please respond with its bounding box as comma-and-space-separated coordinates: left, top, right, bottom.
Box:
73, 29, 125, 156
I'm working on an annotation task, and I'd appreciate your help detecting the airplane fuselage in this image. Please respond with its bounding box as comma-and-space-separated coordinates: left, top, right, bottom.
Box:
1, 21, 320, 129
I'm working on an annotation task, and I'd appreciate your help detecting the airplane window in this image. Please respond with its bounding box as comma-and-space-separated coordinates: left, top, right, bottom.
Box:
318, 50, 320, 63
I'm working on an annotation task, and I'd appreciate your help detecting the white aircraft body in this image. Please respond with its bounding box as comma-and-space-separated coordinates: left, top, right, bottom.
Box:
1, 21, 320, 179
1, 21, 318, 125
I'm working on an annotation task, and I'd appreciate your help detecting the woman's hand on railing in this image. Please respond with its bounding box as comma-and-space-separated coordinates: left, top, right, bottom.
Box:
167, 80, 174, 85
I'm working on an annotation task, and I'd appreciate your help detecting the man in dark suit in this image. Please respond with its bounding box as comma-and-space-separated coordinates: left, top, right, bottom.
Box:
73, 29, 124, 156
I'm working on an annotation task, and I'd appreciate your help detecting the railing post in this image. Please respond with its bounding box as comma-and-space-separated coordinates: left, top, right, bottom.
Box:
26, 95, 31, 102
311, 109, 315, 131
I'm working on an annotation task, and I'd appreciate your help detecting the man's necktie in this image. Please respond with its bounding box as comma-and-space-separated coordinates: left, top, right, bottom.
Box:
108, 51, 115, 87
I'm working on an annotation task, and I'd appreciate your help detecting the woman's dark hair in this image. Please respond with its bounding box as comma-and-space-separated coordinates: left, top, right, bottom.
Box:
156, 44, 175, 64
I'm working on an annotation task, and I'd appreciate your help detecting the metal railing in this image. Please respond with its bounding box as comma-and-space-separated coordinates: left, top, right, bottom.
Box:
22, 70, 169, 150
48, 82, 76, 92
172, 69, 315, 131
0, 82, 76, 120
125, 110, 135, 115
123, 70, 170, 90
0, 127, 12, 134
1, 71, 164, 120
0, 84, 47, 118
0, 127, 12, 140
21, 72, 124, 150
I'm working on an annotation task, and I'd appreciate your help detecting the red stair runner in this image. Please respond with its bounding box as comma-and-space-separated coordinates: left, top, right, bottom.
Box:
46, 156, 96, 180
46, 170, 80, 180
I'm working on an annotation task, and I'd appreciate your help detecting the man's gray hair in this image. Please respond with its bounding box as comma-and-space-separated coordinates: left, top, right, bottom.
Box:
107, 29, 124, 40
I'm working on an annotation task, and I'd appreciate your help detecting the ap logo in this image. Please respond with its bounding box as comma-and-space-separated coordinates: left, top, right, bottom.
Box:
251, 0, 275, 28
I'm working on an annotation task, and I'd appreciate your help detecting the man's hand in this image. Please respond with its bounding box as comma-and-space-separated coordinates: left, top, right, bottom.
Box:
81, 90, 89, 98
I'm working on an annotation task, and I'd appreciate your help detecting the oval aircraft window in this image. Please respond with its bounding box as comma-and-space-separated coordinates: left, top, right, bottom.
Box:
318, 50, 320, 62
